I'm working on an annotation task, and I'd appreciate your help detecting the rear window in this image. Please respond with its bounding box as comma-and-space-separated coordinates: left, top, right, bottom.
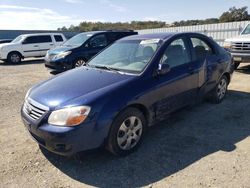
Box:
39, 35, 52, 43
54, 35, 64, 42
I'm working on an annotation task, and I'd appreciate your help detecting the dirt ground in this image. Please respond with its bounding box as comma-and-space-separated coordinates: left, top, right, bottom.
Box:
0, 59, 250, 188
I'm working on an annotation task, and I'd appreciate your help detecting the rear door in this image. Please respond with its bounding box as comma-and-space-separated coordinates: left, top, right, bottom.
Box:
38, 35, 54, 56
22, 36, 41, 57
187, 34, 220, 92
53, 34, 65, 46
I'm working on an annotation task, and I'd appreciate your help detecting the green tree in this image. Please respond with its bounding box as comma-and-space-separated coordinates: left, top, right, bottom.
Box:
219, 6, 250, 22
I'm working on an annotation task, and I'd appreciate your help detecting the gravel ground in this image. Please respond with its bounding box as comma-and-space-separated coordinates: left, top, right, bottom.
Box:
0, 59, 250, 188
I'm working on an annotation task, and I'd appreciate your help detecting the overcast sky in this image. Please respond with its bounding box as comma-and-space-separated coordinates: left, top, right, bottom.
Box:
0, 0, 249, 30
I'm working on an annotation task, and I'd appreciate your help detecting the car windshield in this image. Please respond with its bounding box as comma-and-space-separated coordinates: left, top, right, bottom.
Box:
11, 35, 24, 43
88, 39, 160, 74
241, 24, 250, 35
63, 33, 93, 47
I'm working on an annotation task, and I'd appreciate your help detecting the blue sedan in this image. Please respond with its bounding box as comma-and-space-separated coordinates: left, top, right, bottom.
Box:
21, 32, 234, 156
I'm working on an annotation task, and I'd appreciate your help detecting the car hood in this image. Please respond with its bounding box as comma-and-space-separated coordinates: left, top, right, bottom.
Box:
225, 34, 250, 42
48, 45, 77, 55
0, 42, 18, 49
29, 67, 135, 109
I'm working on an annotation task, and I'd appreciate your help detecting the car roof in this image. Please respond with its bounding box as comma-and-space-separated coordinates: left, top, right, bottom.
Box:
120, 32, 208, 41
20, 33, 64, 37
80, 30, 136, 35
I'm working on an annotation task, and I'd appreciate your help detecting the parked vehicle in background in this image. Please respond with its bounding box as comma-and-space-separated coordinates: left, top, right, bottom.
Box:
21, 32, 233, 156
223, 23, 250, 69
44, 30, 138, 72
0, 39, 13, 44
0, 33, 66, 64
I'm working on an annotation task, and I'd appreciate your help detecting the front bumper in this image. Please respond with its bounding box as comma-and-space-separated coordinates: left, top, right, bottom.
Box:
230, 52, 250, 63
45, 57, 73, 72
21, 107, 104, 156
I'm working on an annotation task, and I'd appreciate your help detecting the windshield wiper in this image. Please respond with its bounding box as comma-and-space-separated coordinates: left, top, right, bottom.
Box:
90, 65, 122, 73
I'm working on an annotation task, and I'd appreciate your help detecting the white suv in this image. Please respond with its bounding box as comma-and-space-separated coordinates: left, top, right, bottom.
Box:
0, 33, 66, 64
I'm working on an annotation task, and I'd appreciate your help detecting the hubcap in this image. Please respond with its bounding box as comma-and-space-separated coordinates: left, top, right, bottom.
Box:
217, 78, 227, 100
75, 59, 85, 67
11, 54, 20, 63
117, 116, 143, 150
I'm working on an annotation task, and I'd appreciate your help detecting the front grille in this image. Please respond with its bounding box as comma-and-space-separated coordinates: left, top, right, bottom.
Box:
231, 42, 250, 52
23, 99, 48, 121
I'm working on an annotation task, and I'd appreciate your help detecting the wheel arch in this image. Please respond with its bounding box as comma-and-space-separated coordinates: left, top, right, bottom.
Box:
7, 51, 24, 59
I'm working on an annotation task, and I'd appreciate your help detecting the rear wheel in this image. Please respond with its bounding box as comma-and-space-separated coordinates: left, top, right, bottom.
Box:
209, 75, 228, 104
107, 108, 146, 156
74, 58, 86, 68
7, 52, 21, 64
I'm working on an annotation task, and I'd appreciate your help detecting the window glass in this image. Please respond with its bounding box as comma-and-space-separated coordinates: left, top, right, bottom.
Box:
63, 33, 92, 47
107, 33, 120, 43
23, 36, 39, 44
160, 38, 190, 68
89, 34, 107, 48
54, 35, 63, 42
39, 35, 52, 43
191, 37, 214, 61
88, 39, 160, 74
242, 24, 250, 35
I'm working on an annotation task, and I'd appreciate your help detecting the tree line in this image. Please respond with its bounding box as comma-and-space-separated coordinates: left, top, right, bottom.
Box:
58, 6, 250, 32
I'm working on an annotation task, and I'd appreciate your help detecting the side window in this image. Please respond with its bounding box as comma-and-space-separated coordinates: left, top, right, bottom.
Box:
191, 37, 214, 61
160, 38, 191, 68
107, 33, 120, 43
23, 36, 39, 44
54, 35, 64, 42
89, 34, 107, 48
39, 35, 52, 43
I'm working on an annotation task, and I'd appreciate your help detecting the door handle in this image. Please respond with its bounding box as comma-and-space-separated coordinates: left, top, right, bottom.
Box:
33, 45, 39, 47
50, 44, 54, 46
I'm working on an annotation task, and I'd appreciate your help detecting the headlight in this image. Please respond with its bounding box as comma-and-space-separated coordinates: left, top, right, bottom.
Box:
25, 88, 32, 99
223, 41, 232, 49
48, 106, 91, 127
53, 51, 72, 60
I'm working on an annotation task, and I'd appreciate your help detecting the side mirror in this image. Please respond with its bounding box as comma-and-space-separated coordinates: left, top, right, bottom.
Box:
157, 63, 171, 76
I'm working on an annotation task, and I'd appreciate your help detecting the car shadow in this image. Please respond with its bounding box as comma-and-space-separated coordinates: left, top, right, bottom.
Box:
236, 64, 250, 74
0, 58, 45, 66
41, 90, 250, 187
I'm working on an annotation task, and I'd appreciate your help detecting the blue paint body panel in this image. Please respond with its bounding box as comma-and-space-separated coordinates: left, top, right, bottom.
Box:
21, 32, 233, 155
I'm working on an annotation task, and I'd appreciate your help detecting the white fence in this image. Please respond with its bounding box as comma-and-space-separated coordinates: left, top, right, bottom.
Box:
137, 21, 250, 45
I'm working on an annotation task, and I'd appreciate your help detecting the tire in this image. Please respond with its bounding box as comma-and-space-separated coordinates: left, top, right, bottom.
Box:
7, 52, 21, 64
106, 107, 147, 156
209, 75, 228, 104
234, 62, 240, 70
74, 58, 86, 68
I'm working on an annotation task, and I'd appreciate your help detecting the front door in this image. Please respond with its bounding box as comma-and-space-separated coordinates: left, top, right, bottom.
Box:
85, 34, 108, 60
22, 36, 40, 57
153, 37, 199, 120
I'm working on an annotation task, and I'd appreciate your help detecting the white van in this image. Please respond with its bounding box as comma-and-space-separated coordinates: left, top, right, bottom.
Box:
0, 33, 66, 63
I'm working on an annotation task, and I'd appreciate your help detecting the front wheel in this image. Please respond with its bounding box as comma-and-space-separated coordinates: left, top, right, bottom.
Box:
106, 108, 147, 156
209, 75, 228, 104
7, 52, 21, 64
74, 58, 86, 68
